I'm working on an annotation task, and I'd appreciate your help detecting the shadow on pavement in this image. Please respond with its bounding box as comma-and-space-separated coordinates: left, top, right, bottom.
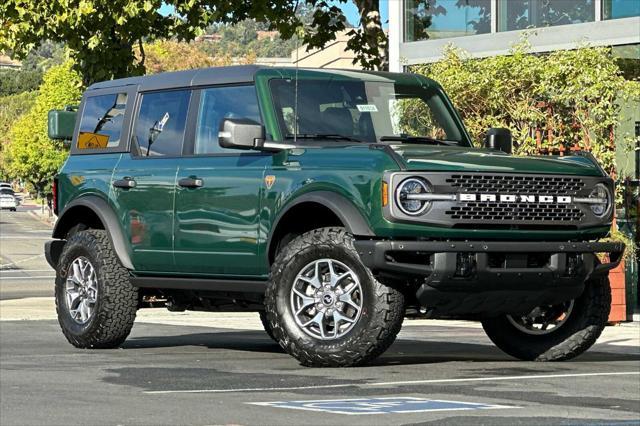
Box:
122, 329, 640, 365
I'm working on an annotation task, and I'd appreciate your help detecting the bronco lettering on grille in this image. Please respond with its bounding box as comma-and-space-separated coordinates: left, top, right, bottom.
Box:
458, 194, 572, 203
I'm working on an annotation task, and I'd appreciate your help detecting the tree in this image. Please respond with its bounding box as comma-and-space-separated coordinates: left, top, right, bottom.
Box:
0, 1, 391, 85
0, 91, 36, 179
0, 69, 42, 96
4, 60, 82, 195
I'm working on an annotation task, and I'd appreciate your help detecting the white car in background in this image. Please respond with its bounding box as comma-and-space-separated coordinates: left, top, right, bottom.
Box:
0, 188, 19, 212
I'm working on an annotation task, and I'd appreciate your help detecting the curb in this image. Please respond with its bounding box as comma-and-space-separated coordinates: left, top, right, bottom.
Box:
27, 209, 56, 228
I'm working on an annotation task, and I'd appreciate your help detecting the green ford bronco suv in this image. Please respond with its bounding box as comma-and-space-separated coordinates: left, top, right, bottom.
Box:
46, 65, 624, 367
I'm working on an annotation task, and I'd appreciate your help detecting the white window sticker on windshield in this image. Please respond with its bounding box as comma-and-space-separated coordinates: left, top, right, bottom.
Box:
357, 104, 378, 112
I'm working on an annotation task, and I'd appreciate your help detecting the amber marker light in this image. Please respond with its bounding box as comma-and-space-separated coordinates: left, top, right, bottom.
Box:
382, 181, 389, 207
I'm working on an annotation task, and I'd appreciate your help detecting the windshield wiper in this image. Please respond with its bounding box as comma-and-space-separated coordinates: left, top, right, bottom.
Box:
285, 133, 364, 143
379, 135, 455, 146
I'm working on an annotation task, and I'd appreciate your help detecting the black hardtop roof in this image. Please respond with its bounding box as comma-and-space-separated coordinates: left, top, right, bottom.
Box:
86, 65, 428, 93
87, 65, 267, 92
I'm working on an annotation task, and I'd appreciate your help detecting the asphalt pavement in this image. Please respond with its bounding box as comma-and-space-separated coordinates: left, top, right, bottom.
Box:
0, 204, 55, 300
1, 209, 639, 425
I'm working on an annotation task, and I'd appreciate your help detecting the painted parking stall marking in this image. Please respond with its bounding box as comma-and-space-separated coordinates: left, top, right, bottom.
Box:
251, 397, 515, 415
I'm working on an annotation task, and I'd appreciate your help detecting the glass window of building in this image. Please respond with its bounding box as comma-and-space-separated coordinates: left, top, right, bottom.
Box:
404, 0, 491, 42
498, 0, 595, 32
603, 0, 640, 19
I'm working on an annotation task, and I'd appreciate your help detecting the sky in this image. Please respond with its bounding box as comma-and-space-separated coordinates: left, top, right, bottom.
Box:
158, 1, 389, 29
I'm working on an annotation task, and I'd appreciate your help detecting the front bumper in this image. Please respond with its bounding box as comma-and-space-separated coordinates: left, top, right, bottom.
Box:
354, 239, 624, 316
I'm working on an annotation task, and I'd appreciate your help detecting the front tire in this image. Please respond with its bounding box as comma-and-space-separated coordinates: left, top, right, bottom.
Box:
55, 229, 138, 348
265, 227, 405, 367
482, 275, 611, 361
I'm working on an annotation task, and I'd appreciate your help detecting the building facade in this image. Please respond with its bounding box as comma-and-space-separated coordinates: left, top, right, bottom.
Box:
389, 0, 640, 69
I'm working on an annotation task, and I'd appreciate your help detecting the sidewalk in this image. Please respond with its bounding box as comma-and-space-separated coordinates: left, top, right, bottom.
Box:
21, 198, 56, 227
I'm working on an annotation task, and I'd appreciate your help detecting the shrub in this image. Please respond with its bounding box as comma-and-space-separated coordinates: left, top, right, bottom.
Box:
409, 40, 640, 179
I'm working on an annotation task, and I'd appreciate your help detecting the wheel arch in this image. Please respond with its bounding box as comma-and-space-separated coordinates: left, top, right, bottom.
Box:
266, 191, 374, 264
52, 196, 134, 270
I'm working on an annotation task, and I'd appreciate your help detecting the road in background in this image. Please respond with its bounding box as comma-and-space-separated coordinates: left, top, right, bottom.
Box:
0, 207, 54, 300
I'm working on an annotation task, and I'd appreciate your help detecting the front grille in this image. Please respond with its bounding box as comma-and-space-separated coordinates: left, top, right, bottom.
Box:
444, 173, 587, 225
446, 202, 584, 222
446, 174, 585, 195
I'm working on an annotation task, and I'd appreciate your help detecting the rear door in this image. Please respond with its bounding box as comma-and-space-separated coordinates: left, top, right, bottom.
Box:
111, 89, 192, 272
173, 85, 271, 277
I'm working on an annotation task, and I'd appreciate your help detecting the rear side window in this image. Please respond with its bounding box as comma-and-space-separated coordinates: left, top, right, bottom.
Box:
132, 90, 191, 157
77, 93, 127, 149
194, 85, 261, 155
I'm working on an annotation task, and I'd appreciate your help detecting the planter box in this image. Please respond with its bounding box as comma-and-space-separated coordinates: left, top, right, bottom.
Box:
608, 259, 627, 323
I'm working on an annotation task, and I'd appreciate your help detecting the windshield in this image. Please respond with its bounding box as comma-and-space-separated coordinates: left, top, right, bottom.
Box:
269, 77, 466, 145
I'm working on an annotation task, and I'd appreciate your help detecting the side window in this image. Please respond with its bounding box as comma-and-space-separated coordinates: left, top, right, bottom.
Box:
133, 90, 191, 157
194, 85, 261, 155
78, 93, 127, 149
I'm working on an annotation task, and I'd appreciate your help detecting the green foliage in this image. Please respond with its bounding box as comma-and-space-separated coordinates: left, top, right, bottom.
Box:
0, 69, 43, 96
0, 1, 386, 85
0, 91, 36, 179
200, 19, 300, 59
410, 41, 640, 181
19, 41, 67, 72
4, 60, 82, 194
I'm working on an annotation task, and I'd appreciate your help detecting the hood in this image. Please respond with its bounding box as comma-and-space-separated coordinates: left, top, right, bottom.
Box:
390, 145, 604, 176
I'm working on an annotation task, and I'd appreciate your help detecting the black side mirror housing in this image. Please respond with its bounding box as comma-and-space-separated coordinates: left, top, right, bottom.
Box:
484, 128, 512, 154
219, 118, 266, 151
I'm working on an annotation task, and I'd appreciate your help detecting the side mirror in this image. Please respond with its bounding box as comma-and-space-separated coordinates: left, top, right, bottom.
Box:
484, 128, 512, 154
219, 118, 266, 151
48, 106, 78, 142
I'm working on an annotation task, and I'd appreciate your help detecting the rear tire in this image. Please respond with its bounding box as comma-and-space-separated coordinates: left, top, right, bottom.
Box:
265, 227, 405, 367
482, 275, 611, 361
55, 229, 138, 348
259, 311, 276, 341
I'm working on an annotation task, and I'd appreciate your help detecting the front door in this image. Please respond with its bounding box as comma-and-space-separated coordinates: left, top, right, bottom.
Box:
111, 89, 191, 272
173, 85, 270, 277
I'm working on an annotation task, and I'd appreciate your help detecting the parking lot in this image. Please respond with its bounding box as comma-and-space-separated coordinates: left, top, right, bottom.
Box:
1, 209, 639, 425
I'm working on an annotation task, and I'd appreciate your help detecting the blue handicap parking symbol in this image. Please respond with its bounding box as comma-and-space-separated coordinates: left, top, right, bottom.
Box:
251, 397, 513, 415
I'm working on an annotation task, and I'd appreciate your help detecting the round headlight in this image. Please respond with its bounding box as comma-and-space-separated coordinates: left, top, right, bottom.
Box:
396, 177, 431, 216
588, 184, 611, 217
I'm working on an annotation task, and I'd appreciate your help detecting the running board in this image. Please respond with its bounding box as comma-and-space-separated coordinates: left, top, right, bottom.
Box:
130, 276, 268, 293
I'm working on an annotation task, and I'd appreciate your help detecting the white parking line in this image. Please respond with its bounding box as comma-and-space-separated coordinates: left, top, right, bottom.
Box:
0, 254, 45, 269
0, 269, 53, 274
0, 276, 55, 280
0, 236, 50, 239
144, 371, 640, 395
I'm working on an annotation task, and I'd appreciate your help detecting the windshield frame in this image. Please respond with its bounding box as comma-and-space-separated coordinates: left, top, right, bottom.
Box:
256, 68, 472, 148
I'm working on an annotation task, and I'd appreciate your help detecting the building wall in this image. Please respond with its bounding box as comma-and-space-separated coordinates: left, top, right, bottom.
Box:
256, 31, 361, 70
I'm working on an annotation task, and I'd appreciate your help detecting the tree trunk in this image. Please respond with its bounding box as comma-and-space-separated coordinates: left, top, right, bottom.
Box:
352, 0, 388, 70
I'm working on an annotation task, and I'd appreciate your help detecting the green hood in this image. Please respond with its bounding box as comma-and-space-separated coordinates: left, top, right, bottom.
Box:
391, 145, 604, 176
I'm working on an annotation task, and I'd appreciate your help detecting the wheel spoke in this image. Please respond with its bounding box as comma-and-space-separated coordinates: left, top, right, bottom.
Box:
338, 292, 360, 310
298, 275, 320, 289
332, 310, 355, 325
294, 295, 315, 315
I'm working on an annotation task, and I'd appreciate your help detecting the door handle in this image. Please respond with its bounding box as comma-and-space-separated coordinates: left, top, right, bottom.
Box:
113, 177, 136, 189
178, 177, 204, 188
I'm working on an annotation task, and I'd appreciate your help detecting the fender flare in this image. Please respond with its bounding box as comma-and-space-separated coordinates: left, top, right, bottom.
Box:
52, 196, 134, 270
266, 191, 374, 258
